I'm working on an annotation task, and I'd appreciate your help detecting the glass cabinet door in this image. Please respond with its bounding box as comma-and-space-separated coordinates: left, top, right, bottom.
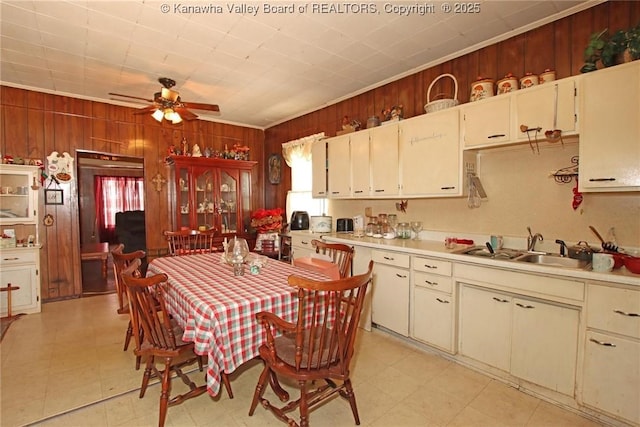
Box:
0, 166, 37, 224
194, 169, 217, 230
176, 166, 191, 229
219, 170, 238, 234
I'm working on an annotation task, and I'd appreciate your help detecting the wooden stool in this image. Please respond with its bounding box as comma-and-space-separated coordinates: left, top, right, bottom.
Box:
1, 283, 20, 319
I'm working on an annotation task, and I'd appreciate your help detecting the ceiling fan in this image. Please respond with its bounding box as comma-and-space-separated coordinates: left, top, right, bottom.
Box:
109, 77, 220, 124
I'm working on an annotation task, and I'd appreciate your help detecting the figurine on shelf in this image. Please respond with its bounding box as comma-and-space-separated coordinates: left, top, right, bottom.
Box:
181, 137, 189, 155
192, 144, 202, 157
381, 105, 403, 121
203, 147, 212, 158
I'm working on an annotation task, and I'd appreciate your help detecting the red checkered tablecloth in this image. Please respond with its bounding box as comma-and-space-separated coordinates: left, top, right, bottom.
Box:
146, 253, 330, 396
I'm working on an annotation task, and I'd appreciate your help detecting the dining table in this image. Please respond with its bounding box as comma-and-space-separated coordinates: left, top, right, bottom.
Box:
146, 252, 331, 396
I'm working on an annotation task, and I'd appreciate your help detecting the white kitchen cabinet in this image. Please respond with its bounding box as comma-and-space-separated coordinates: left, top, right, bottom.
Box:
579, 61, 640, 192
369, 123, 399, 197
459, 284, 513, 371
0, 164, 40, 226
583, 331, 639, 425
327, 134, 351, 198
459, 283, 579, 395
462, 96, 511, 148
514, 78, 578, 140
311, 139, 327, 198
352, 244, 372, 331
350, 130, 371, 197
510, 297, 579, 396
399, 109, 462, 196
582, 283, 640, 425
371, 249, 409, 336
290, 233, 314, 260
411, 256, 455, 352
0, 247, 41, 316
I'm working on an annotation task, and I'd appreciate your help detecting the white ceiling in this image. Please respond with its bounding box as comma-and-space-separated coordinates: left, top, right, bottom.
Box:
1, 1, 596, 129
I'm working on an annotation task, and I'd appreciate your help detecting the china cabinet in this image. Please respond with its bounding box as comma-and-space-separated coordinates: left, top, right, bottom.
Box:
0, 164, 41, 316
167, 156, 256, 244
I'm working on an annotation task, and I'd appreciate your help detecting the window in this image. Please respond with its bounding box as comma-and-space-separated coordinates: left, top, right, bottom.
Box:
95, 176, 144, 242
282, 133, 326, 222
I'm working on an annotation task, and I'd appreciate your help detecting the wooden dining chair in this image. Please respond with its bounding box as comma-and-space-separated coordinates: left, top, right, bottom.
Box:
311, 239, 355, 278
121, 268, 229, 427
164, 228, 217, 256
111, 244, 146, 368
248, 260, 374, 427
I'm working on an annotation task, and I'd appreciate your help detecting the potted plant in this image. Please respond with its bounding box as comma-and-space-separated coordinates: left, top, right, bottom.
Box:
626, 23, 640, 60
580, 29, 608, 73
601, 29, 627, 67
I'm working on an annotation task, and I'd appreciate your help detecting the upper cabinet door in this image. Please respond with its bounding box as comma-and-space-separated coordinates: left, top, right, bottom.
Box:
514, 78, 578, 140
399, 109, 461, 196
462, 96, 511, 148
370, 123, 399, 196
579, 62, 640, 192
311, 139, 327, 198
327, 134, 351, 198
350, 130, 371, 197
0, 165, 39, 225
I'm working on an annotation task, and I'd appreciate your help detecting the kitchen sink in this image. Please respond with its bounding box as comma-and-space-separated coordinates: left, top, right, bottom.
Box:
515, 253, 590, 269
457, 246, 525, 260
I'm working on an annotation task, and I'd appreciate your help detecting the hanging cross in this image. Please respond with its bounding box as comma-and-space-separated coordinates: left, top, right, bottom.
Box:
151, 172, 166, 192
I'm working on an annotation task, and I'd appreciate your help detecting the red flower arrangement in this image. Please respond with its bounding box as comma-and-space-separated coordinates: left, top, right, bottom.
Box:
250, 208, 284, 233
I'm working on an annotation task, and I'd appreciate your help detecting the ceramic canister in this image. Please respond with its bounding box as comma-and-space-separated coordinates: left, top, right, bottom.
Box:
539, 69, 556, 84
496, 74, 518, 95
470, 77, 494, 102
519, 73, 539, 89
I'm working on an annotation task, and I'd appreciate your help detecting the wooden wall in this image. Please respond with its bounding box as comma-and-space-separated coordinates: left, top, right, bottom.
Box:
263, 0, 640, 211
0, 90, 265, 301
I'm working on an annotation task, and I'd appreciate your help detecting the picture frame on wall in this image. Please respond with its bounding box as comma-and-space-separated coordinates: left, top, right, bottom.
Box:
268, 153, 281, 184
45, 189, 63, 205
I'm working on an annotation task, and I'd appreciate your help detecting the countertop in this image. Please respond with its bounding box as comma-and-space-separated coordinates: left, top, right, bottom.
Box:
296, 231, 640, 287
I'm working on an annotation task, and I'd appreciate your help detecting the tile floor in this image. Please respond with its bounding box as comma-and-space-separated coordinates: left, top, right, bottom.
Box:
1, 293, 604, 427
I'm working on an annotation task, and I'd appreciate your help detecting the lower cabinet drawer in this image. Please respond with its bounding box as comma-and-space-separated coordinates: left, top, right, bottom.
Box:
372, 250, 410, 268
587, 284, 640, 339
414, 272, 453, 294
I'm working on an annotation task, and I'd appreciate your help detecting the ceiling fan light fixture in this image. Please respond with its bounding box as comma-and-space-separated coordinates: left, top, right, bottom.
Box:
152, 109, 164, 122
171, 113, 183, 124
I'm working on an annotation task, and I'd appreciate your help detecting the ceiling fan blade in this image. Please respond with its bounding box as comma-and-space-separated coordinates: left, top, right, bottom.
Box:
109, 92, 154, 103
133, 105, 158, 115
182, 102, 220, 112
174, 107, 198, 120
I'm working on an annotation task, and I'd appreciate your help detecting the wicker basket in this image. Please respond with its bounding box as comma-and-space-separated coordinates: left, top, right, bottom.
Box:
424, 73, 459, 113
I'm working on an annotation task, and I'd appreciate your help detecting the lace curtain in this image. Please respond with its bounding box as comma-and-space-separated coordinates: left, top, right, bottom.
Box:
281, 132, 325, 167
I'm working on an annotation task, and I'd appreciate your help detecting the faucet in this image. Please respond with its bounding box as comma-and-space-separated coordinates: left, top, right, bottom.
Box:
555, 239, 568, 257
527, 227, 544, 252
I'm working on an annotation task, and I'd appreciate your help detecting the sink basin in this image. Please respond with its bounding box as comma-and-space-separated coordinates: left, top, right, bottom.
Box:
515, 253, 590, 269
458, 246, 524, 260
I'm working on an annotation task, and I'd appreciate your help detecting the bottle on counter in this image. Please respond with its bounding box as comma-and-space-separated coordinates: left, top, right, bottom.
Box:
396, 222, 411, 239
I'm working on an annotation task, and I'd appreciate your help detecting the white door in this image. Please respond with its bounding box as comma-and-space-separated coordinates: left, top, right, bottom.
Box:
350, 130, 370, 197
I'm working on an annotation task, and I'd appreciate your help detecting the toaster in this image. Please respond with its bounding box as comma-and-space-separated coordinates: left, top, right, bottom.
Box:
336, 218, 354, 233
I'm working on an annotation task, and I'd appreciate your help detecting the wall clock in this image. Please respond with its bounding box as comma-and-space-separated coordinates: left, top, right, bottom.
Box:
45, 189, 63, 205
43, 214, 54, 227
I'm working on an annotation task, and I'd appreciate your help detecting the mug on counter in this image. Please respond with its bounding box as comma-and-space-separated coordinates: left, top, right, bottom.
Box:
490, 235, 504, 250
592, 253, 615, 272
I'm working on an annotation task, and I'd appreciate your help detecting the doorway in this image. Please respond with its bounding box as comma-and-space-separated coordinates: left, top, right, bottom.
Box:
76, 150, 145, 295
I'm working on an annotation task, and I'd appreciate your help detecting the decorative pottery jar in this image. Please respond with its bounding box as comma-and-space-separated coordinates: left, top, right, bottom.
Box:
519, 72, 539, 89
496, 73, 518, 95
470, 77, 494, 102
539, 69, 556, 84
